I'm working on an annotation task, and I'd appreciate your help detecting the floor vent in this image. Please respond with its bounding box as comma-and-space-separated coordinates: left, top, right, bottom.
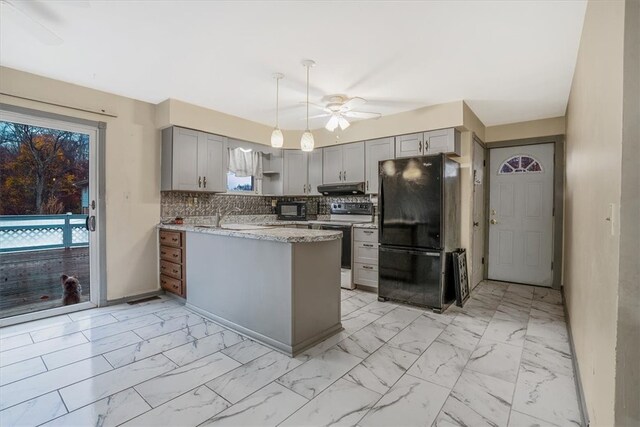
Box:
127, 295, 161, 305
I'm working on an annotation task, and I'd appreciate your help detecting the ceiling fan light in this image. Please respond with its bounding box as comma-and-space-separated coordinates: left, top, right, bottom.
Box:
300, 130, 314, 152
271, 127, 284, 148
325, 115, 340, 132
338, 117, 350, 130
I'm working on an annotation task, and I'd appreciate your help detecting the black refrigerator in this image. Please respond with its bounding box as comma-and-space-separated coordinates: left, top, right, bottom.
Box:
378, 154, 460, 311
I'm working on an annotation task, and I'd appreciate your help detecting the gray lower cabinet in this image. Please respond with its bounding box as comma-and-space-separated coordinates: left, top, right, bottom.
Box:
283, 149, 324, 195
322, 141, 365, 184
161, 126, 227, 192
352, 227, 379, 289
365, 137, 394, 194
395, 128, 461, 158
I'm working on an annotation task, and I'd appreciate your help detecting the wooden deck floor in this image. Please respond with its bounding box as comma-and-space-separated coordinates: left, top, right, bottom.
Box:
0, 247, 90, 318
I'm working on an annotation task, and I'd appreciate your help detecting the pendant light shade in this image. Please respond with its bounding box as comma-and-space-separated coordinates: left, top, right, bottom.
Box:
300, 130, 314, 152
270, 128, 283, 148
300, 59, 315, 151
271, 73, 284, 148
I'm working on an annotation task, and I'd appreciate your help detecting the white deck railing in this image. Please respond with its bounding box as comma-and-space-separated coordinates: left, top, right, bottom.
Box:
0, 214, 89, 253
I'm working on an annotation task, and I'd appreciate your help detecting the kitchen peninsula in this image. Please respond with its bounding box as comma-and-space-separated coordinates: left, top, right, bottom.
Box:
159, 224, 343, 356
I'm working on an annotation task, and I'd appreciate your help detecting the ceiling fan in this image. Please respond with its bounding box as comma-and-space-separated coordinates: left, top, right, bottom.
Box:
308, 95, 382, 132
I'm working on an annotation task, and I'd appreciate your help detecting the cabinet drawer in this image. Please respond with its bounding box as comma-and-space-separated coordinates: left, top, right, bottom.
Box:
160, 260, 182, 280
160, 246, 182, 263
159, 230, 182, 247
354, 263, 378, 287
354, 228, 377, 243
160, 274, 183, 296
354, 241, 379, 264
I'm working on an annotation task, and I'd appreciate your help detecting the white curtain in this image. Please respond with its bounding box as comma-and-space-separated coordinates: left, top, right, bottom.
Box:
228, 148, 263, 179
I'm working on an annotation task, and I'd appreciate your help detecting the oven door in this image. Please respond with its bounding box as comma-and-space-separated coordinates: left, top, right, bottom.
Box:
309, 224, 352, 269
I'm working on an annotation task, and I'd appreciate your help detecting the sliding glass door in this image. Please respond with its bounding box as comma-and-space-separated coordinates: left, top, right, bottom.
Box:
0, 110, 101, 321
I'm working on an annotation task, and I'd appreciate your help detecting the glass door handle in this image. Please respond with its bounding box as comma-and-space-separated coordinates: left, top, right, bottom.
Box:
85, 216, 96, 231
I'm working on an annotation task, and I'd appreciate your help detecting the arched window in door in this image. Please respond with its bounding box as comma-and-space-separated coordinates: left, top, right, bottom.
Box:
498, 155, 543, 174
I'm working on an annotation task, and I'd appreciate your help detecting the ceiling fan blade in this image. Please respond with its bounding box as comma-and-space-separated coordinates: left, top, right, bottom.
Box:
307, 113, 331, 119
2, 0, 63, 45
325, 115, 340, 132
340, 97, 366, 111
338, 117, 350, 131
299, 101, 330, 113
342, 111, 381, 119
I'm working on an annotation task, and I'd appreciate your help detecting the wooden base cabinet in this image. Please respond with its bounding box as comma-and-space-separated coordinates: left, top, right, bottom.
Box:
159, 229, 186, 297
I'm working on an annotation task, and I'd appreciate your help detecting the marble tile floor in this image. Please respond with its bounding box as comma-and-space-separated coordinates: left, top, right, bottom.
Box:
0, 281, 582, 426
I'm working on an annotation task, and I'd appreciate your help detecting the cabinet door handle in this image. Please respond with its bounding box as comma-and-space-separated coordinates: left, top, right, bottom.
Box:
344, 170, 347, 181
363, 243, 374, 247
203, 176, 207, 188
418, 141, 422, 152
363, 230, 374, 234
366, 180, 369, 191
363, 265, 374, 270
339, 171, 342, 181
198, 176, 202, 188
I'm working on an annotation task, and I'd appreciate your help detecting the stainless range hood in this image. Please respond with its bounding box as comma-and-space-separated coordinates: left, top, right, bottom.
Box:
317, 182, 366, 196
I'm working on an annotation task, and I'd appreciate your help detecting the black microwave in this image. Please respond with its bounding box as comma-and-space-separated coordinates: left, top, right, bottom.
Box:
277, 201, 307, 221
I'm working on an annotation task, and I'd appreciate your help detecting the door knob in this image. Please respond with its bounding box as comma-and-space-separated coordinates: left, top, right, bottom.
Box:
473, 222, 479, 227
490, 219, 498, 225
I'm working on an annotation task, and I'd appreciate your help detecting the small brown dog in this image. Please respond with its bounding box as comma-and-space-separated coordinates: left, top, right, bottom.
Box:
61, 274, 82, 305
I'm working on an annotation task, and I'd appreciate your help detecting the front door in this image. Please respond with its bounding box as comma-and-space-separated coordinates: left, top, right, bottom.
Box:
471, 138, 486, 289
488, 143, 554, 286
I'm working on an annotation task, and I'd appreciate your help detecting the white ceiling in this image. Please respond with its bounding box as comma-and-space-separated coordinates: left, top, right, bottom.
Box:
0, 0, 586, 129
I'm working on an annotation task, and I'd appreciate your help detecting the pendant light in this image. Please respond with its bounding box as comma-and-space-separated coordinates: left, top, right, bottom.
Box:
300, 59, 316, 152
270, 73, 284, 148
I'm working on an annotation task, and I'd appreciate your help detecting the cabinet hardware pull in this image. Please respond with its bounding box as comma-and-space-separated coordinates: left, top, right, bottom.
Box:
172, 253, 178, 258
344, 170, 346, 181
419, 141, 422, 152
363, 244, 374, 247
363, 230, 373, 234
363, 265, 373, 270
339, 171, 342, 181
198, 176, 202, 188
203, 176, 207, 188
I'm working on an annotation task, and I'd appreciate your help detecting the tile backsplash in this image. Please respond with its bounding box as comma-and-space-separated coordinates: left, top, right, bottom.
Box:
161, 192, 373, 219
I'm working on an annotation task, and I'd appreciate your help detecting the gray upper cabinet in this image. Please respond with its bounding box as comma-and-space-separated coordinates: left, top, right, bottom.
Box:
395, 128, 461, 158
322, 146, 343, 185
307, 149, 323, 195
395, 133, 423, 158
283, 150, 307, 196
365, 137, 394, 194
161, 126, 227, 192
283, 149, 324, 195
425, 128, 461, 155
343, 142, 365, 183
322, 142, 365, 184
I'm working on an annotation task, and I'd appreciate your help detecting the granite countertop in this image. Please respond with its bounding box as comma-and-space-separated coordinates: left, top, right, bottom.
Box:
353, 222, 378, 229
158, 223, 342, 243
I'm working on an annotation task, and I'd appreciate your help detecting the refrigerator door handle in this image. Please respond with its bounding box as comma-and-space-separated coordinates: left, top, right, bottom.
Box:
380, 246, 441, 257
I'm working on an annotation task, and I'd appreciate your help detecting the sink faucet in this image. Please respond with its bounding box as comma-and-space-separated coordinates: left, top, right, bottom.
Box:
215, 207, 242, 227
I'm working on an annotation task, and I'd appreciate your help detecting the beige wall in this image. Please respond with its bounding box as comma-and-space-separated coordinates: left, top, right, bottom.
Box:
0, 66, 161, 301
564, 1, 626, 425
485, 116, 566, 143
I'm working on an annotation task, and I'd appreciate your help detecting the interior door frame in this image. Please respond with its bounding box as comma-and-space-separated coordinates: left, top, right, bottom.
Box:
471, 134, 487, 289
0, 103, 107, 326
484, 134, 565, 289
